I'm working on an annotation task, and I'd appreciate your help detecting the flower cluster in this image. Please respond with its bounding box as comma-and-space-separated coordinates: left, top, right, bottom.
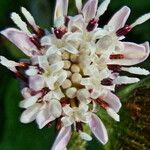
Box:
0, 0, 150, 149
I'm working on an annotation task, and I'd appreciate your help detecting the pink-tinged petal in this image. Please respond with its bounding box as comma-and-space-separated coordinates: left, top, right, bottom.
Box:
101, 91, 121, 113
36, 105, 55, 129
54, 0, 68, 23
88, 114, 108, 144
21, 87, 32, 98
107, 6, 131, 31
109, 42, 149, 66
1, 28, 38, 56
141, 41, 150, 61
20, 104, 41, 123
51, 126, 72, 150
29, 75, 45, 91
0, 56, 18, 72
82, 0, 98, 22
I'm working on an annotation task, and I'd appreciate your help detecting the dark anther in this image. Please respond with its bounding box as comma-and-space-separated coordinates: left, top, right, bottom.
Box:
30, 36, 42, 49
96, 98, 109, 109
76, 122, 83, 132
54, 27, 67, 39
101, 78, 113, 86
109, 54, 124, 59
15, 71, 28, 83
107, 64, 122, 72
64, 16, 70, 27
86, 18, 98, 32
116, 25, 132, 37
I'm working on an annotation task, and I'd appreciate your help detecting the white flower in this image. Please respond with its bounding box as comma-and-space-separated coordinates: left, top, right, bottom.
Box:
0, 0, 150, 149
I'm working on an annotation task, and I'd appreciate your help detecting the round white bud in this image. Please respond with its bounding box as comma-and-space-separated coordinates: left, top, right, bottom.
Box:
71, 64, 80, 73
62, 52, 69, 60
71, 73, 82, 83
63, 60, 71, 69
66, 87, 77, 98
67, 71, 72, 78
61, 79, 72, 89
70, 54, 78, 62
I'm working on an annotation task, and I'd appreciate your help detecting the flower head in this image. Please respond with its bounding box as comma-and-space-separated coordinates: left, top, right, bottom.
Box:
0, 0, 150, 149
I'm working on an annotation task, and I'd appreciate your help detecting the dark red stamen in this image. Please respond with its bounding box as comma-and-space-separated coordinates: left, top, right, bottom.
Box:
64, 16, 70, 27
110, 54, 124, 59
60, 98, 70, 107
56, 117, 62, 130
15, 71, 28, 83
54, 27, 67, 39
19, 62, 30, 68
76, 122, 83, 132
96, 98, 109, 109
86, 18, 98, 32
101, 78, 113, 86
30, 36, 42, 49
116, 25, 132, 37
107, 64, 122, 72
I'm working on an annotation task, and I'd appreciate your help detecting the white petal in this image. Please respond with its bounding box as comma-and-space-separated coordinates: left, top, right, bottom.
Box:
106, 108, 120, 122
82, 0, 98, 22
64, 44, 78, 54
10, 12, 31, 35
113, 76, 140, 84
21, 87, 31, 98
107, 6, 131, 31
96, 0, 110, 18
50, 99, 62, 118
63, 105, 73, 116
109, 42, 148, 66
52, 126, 72, 150
79, 131, 92, 141
19, 93, 42, 108
21, 7, 39, 32
50, 61, 64, 73
56, 71, 68, 87
88, 114, 108, 144
20, 104, 41, 123
1, 28, 38, 56
61, 116, 74, 127
25, 67, 38, 76
79, 103, 89, 113
46, 46, 59, 55
36, 105, 55, 129
38, 55, 49, 70
29, 75, 45, 91
75, 0, 82, 12
0, 56, 18, 72
131, 13, 150, 28
102, 91, 121, 113
121, 67, 149, 75
54, 0, 68, 26
41, 35, 52, 46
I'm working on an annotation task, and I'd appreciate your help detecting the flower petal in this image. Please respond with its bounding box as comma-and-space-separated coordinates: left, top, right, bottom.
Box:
82, 0, 98, 22
19, 93, 42, 108
52, 126, 72, 150
101, 91, 121, 113
88, 114, 108, 144
36, 105, 55, 129
29, 75, 45, 91
79, 131, 92, 141
1, 28, 38, 56
0, 56, 18, 72
64, 44, 78, 54
113, 76, 140, 84
20, 104, 41, 123
50, 99, 62, 118
109, 42, 149, 66
107, 6, 131, 31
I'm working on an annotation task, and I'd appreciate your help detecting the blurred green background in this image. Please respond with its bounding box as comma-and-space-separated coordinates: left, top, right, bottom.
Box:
0, 0, 150, 150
